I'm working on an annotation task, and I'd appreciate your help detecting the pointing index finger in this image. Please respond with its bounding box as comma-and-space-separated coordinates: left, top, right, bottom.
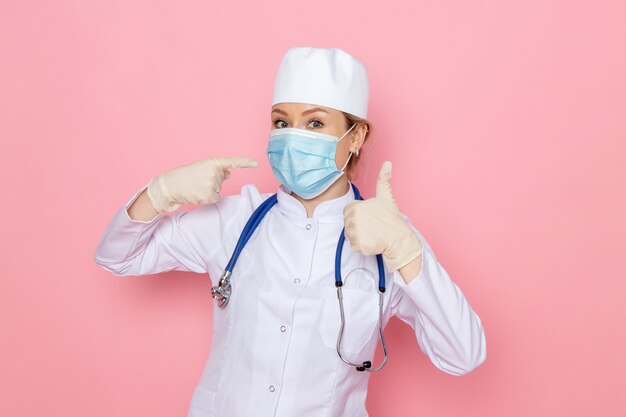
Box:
213, 157, 259, 170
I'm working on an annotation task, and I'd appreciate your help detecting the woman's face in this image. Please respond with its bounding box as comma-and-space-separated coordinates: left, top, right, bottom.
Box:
270, 102, 358, 171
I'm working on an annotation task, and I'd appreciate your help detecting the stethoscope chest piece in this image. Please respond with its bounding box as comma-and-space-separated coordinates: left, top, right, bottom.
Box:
210, 270, 232, 308
210, 194, 279, 309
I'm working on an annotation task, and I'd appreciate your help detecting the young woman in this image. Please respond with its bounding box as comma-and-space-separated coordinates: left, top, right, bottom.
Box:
94, 46, 486, 417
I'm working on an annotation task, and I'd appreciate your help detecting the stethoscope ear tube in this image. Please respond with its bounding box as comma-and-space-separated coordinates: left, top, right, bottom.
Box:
334, 183, 388, 372
335, 287, 388, 372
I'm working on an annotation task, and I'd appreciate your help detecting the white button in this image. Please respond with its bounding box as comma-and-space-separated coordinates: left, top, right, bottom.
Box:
280, 326, 286, 332
294, 277, 301, 284
269, 385, 276, 392
305, 224, 312, 230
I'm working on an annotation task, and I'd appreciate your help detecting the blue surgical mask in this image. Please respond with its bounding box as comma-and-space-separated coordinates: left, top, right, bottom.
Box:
267, 123, 357, 199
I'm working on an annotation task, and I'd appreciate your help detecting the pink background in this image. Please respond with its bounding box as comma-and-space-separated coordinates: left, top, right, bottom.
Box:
2, 1, 625, 416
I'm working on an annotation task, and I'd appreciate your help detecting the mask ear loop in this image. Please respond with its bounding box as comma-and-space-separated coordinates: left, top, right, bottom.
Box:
338, 123, 357, 172
337, 123, 357, 143
340, 152, 352, 172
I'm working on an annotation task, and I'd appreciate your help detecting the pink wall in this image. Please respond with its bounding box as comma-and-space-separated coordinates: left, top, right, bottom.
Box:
2, 1, 625, 416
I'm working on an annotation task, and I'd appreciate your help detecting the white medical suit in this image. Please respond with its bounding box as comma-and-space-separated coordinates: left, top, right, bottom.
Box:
94, 182, 487, 417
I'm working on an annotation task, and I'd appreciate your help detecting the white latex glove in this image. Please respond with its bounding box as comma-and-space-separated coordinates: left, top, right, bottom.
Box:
343, 161, 423, 272
147, 156, 258, 213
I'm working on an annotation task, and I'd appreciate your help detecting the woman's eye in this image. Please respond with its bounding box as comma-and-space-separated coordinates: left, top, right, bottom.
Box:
273, 119, 323, 129
308, 119, 324, 129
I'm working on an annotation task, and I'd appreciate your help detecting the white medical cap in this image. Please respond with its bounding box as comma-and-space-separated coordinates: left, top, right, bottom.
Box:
271, 46, 370, 119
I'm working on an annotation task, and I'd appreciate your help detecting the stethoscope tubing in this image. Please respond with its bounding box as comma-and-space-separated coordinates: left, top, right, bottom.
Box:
211, 183, 389, 372
224, 194, 278, 272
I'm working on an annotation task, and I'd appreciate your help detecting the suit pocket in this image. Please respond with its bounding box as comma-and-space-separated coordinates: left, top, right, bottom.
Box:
318, 271, 380, 354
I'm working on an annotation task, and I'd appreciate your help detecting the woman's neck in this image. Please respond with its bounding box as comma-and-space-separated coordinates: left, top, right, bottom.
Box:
290, 178, 350, 218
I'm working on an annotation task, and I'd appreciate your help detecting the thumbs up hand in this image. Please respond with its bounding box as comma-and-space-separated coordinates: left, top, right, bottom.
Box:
343, 161, 423, 272
147, 156, 259, 213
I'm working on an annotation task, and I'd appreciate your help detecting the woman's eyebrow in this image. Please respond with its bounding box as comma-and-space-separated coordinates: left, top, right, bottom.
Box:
301, 107, 329, 115
271, 107, 329, 116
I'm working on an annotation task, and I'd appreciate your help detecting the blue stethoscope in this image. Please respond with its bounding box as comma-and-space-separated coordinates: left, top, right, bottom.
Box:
210, 183, 388, 372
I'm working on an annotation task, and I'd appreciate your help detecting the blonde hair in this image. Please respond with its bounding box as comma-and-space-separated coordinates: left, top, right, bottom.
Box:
342, 111, 373, 181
